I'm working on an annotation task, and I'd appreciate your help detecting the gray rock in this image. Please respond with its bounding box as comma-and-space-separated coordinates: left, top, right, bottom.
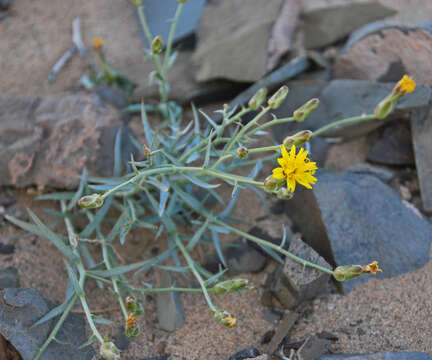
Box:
285, 171, 432, 292
156, 272, 185, 332
0, 0, 10, 11
229, 347, 261, 360
367, 122, 414, 166
296, 335, 330, 360
0, 189, 15, 207
411, 105, 432, 212
317, 352, 432, 360
334, 24, 432, 85
193, 0, 283, 82
0, 94, 134, 189
0, 288, 94, 360
265, 311, 297, 355
272, 80, 432, 139
0, 266, 19, 288
301, 0, 396, 49
139, 0, 205, 47
346, 163, 395, 184
270, 236, 333, 309
0, 242, 14, 254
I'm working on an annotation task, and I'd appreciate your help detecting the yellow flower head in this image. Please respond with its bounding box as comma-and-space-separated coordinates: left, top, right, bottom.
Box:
395, 75, 416, 95
361, 261, 382, 275
126, 313, 138, 329
272, 145, 318, 192
92, 38, 105, 51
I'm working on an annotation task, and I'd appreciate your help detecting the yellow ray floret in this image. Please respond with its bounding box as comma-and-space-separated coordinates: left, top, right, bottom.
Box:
396, 75, 416, 95
272, 145, 318, 192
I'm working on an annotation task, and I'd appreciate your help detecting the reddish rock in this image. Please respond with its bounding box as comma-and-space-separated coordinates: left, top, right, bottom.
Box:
0, 94, 125, 189
334, 28, 432, 85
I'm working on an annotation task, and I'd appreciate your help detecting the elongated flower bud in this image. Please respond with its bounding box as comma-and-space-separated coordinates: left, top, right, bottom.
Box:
248, 88, 267, 110
264, 175, 284, 192
276, 187, 293, 200
293, 98, 319, 122
100, 341, 120, 360
213, 310, 236, 328
213, 278, 252, 295
151, 36, 163, 54
283, 130, 313, 148
236, 146, 248, 159
268, 86, 289, 109
78, 194, 104, 209
333, 261, 382, 281
374, 97, 393, 119
92, 38, 104, 52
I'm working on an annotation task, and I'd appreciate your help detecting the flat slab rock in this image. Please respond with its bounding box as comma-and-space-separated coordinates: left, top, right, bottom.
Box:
317, 352, 432, 360
0, 94, 130, 189
0, 288, 94, 360
334, 25, 432, 85
285, 171, 432, 293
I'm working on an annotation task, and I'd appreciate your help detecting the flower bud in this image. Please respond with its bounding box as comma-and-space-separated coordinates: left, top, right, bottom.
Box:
131, 0, 142, 6
100, 341, 120, 360
333, 261, 382, 281
126, 296, 143, 316
178, 0, 188, 2
276, 187, 293, 200
293, 98, 319, 122
78, 194, 104, 209
151, 35, 163, 54
92, 38, 104, 52
213, 310, 236, 328
283, 130, 313, 148
374, 96, 393, 119
248, 88, 267, 110
268, 85, 289, 109
236, 146, 248, 159
143, 144, 151, 157
213, 278, 252, 295
264, 175, 283, 192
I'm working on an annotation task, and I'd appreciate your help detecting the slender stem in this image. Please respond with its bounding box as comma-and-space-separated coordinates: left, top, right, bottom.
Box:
215, 219, 335, 275
163, 2, 184, 72
79, 294, 104, 343
174, 236, 217, 312
132, 286, 215, 294
34, 294, 78, 360
246, 116, 294, 137
312, 114, 376, 138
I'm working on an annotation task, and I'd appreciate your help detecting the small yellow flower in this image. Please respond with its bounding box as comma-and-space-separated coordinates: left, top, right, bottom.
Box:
272, 145, 317, 192
361, 261, 382, 275
126, 313, 137, 329
395, 75, 416, 95
92, 38, 105, 51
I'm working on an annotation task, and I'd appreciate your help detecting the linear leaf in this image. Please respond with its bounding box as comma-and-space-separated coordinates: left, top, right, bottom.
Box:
183, 174, 220, 189
113, 128, 122, 177
199, 109, 220, 135
68, 167, 87, 210
258, 244, 283, 264
64, 261, 83, 296
80, 196, 113, 238
186, 219, 209, 251
211, 230, 227, 267
141, 101, 153, 147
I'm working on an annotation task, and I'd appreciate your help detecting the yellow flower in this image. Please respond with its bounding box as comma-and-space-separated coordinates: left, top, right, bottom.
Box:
361, 261, 382, 275
395, 75, 416, 95
92, 38, 105, 51
272, 145, 317, 192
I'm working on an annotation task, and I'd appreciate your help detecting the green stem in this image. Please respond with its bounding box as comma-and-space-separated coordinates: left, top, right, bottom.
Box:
312, 114, 376, 138
79, 293, 104, 343
215, 219, 334, 276
246, 116, 295, 137
174, 236, 217, 312
34, 294, 78, 360
163, 2, 184, 73
132, 286, 215, 294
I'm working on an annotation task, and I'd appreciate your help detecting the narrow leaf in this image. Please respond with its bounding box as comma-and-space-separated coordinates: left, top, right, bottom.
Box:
186, 219, 209, 251
211, 230, 227, 267
183, 174, 220, 189
68, 167, 87, 210
113, 128, 122, 176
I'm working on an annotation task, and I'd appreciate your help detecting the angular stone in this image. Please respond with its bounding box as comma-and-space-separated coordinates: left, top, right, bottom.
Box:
411, 105, 432, 212
193, 0, 283, 82
272, 80, 432, 139
265, 311, 297, 355
285, 171, 432, 293
301, 0, 396, 49
367, 122, 414, 166
296, 335, 330, 360
0, 94, 133, 189
0, 267, 19, 288
346, 163, 395, 184
317, 352, 432, 360
270, 236, 332, 309
156, 272, 185, 332
0, 288, 94, 360
334, 26, 432, 85
229, 347, 261, 360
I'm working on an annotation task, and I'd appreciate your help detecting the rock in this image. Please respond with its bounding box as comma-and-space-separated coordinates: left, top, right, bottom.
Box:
248, 355, 270, 360
0, 0, 10, 11
113, 325, 131, 350
265, 311, 297, 355
0, 267, 19, 288
270, 236, 333, 309
285, 171, 432, 293
229, 347, 261, 360
138, 0, 205, 47
367, 122, 414, 166
267, 0, 302, 71
0, 189, 16, 207
411, 105, 432, 212
0, 288, 94, 360
0, 242, 14, 255
156, 272, 185, 332
193, 0, 283, 82
261, 307, 283, 324
317, 352, 432, 360
272, 79, 432, 139
296, 335, 330, 360
301, 0, 396, 49
347, 163, 395, 183
141, 355, 170, 360
334, 25, 432, 85
0, 94, 134, 189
